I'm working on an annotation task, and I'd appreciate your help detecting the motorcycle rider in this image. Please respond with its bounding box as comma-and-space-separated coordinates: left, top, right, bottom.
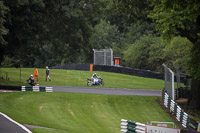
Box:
27, 74, 36, 86
91, 73, 99, 85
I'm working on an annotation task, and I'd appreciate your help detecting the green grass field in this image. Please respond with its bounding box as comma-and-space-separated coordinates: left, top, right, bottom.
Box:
0, 68, 173, 133
0, 68, 164, 89
0, 92, 173, 133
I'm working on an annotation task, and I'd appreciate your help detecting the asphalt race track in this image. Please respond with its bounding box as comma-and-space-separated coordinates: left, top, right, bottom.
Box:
0, 86, 161, 133
0, 112, 32, 133
52, 86, 162, 96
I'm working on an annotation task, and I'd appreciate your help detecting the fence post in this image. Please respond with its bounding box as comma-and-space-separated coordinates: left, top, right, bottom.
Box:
175, 66, 181, 89
168, 96, 171, 109
186, 116, 190, 128
162, 88, 165, 101
180, 110, 184, 125
174, 103, 177, 117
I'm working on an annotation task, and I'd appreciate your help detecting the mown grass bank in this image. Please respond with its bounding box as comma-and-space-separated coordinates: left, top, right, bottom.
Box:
0, 68, 164, 89
0, 92, 172, 133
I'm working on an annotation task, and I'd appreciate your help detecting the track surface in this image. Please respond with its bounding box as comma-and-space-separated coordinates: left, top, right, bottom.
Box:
52, 86, 162, 96
0, 86, 162, 133
0, 112, 31, 133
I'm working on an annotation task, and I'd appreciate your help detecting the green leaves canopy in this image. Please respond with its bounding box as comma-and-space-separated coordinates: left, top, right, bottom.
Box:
0, 0, 9, 64
149, 0, 200, 42
3, 0, 94, 67
149, 0, 200, 79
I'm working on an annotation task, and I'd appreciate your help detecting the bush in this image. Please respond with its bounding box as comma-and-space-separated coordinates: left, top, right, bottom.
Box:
1, 56, 20, 67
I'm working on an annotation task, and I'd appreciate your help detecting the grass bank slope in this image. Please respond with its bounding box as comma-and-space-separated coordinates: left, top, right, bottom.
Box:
0, 92, 172, 133
0, 68, 164, 89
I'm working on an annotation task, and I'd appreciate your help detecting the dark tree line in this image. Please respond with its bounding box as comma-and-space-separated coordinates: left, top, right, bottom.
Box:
1, 0, 102, 67
0, 0, 200, 79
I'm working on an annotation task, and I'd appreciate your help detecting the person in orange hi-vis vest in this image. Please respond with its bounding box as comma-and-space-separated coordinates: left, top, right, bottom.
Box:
33, 66, 39, 81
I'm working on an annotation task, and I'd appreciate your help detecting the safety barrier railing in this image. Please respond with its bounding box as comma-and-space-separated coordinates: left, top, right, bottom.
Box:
120, 119, 182, 133
121, 119, 145, 133
21, 86, 53, 92
162, 89, 199, 131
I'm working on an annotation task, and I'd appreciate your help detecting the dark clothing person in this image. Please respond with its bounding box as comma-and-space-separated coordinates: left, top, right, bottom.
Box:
27, 75, 36, 86
45, 66, 51, 81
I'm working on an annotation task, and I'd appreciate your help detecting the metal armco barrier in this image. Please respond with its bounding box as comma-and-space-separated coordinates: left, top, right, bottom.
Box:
162, 89, 199, 131
21, 86, 53, 92
121, 119, 145, 133
121, 119, 181, 133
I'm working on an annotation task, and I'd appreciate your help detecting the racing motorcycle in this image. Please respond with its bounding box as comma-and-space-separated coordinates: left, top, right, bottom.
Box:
87, 77, 104, 86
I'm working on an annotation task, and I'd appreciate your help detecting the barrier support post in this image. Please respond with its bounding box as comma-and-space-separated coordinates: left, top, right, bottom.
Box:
90, 64, 93, 72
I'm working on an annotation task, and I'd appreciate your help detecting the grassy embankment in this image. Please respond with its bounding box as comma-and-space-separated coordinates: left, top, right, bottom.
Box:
0, 92, 173, 133
0, 68, 174, 133
0, 68, 164, 90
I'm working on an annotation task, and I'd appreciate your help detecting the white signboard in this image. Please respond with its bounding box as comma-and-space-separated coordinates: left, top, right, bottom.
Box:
146, 125, 180, 133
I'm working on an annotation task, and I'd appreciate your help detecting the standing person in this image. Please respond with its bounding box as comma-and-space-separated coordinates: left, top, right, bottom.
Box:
33, 66, 39, 81
45, 66, 51, 81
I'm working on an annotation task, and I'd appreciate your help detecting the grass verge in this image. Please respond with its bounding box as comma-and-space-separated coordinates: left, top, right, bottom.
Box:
0, 68, 164, 90
0, 92, 173, 133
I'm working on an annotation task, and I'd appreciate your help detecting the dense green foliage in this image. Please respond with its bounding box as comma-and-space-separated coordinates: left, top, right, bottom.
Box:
0, 0, 199, 78
149, 0, 200, 78
123, 35, 164, 71
0, 92, 173, 133
0, 0, 9, 64
2, 0, 96, 67
123, 36, 192, 73
0, 68, 164, 90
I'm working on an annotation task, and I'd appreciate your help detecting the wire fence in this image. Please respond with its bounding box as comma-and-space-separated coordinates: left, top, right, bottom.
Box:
162, 63, 175, 100
93, 49, 113, 66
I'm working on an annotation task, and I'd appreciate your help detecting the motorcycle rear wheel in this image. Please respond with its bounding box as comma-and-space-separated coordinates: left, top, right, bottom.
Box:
87, 81, 93, 86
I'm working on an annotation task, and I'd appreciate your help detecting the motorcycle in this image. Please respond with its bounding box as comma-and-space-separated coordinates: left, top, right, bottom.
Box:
87, 77, 104, 86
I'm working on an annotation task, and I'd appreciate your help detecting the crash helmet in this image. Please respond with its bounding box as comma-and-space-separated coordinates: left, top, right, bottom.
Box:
94, 73, 97, 76
30, 74, 33, 77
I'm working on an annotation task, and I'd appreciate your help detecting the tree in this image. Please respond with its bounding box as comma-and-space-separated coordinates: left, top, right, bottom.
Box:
89, 19, 124, 57
0, 0, 9, 64
95, 0, 152, 32
2, 0, 94, 67
149, 0, 200, 108
123, 35, 163, 71
149, 0, 200, 79
163, 37, 192, 73
124, 21, 159, 45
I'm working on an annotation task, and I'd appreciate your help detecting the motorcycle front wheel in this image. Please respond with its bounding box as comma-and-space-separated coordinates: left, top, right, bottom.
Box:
100, 81, 104, 86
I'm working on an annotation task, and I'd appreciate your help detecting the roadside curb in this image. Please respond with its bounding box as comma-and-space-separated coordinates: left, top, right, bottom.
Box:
0, 112, 32, 133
